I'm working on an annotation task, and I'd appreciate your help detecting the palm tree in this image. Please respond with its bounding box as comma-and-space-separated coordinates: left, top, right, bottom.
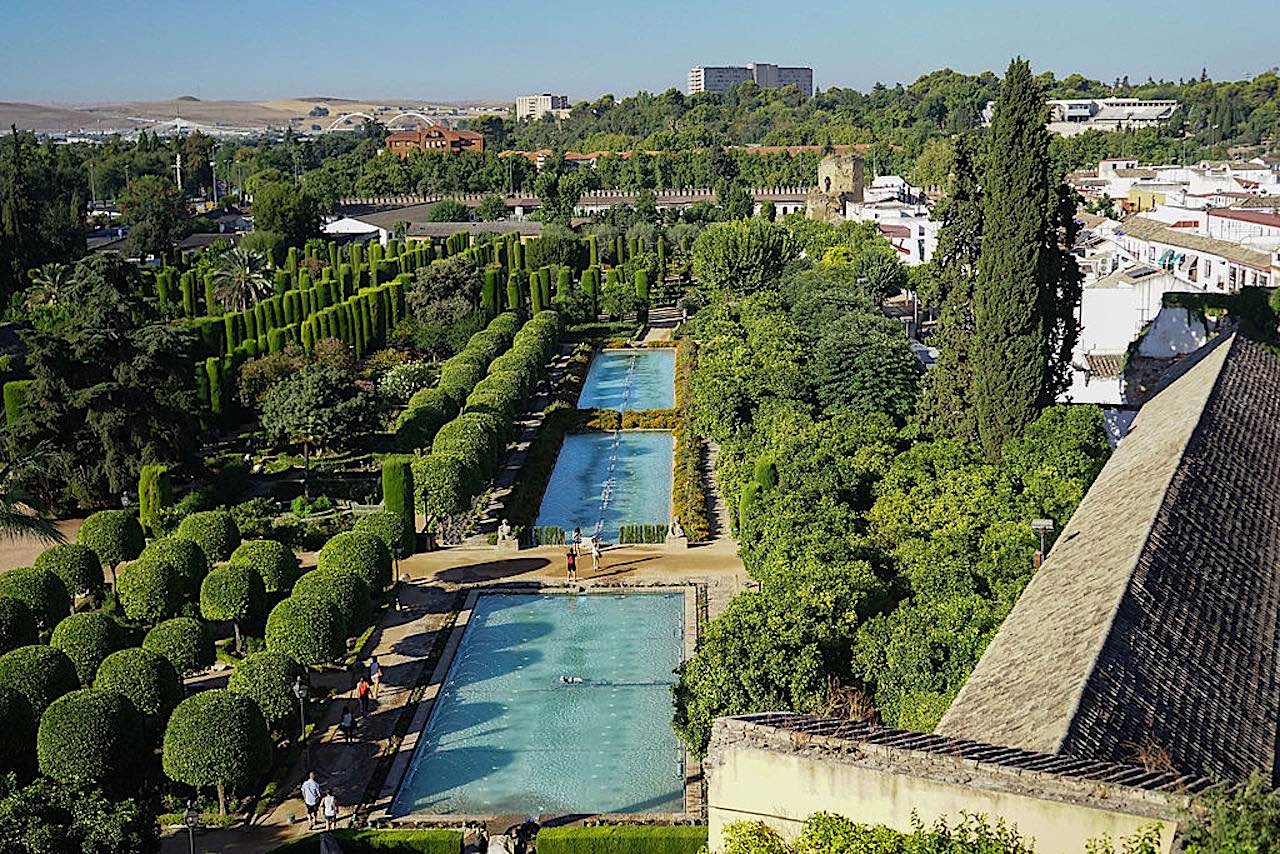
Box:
0, 447, 64, 544
25, 262, 72, 308
211, 247, 273, 312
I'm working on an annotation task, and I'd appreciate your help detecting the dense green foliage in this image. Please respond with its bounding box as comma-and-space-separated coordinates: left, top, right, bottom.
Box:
269, 829, 464, 853
36, 688, 145, 788
0, 773, 160, 854
177, 509, 241, 562
93, 646, 183, 734
692, 218, 795, 298
316, 530, 392, 591
0, 644, 79, 716
535, 825, 708, 854
142, 616, 213, 675
162, 689, 272, 814
135, 536, 210, 601
34, 543, 104, 599
0, 686, 37, 779
264, 595, 344, 665
0, 566, 69, 630
721, 812, 1034, 854
200, 563, 266, 649
229, 538, 300, 594
75, 509, 144, 569
116, 558, 188, 624
0, 598, 37, 654
49, 611, 122, 684
293, 567, 371, 637
227, 650, 301, 726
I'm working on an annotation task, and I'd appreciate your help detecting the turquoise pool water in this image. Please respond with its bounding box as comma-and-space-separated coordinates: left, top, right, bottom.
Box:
535, 431, 673, 541
577, 349, 676, 411
390, 592, 685, 816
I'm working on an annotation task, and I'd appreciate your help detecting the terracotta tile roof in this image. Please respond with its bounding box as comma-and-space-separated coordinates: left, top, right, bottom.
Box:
940, 335, 1280, 783
1208, 208, 1280, 228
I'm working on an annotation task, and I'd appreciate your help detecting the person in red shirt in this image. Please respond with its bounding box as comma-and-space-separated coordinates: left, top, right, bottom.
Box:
356, 676, 370, 716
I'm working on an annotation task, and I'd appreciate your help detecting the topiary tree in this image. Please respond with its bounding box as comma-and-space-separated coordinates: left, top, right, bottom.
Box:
137, 464, 173, 534
0, 685, 36, 780
37, 688, 144, 789
0, 566, 69, 631
353, 511, 407, 564
142, 617, 214, 676
0, 644, 79, 716
49, 612, 123, 685
116, 559, 186, 624
136, 537, 211, 601
227, 650, 301, 727
176, 510, 241, 562
162, 689, 272, 814
228, 539, 299, 595
379, 456, 416, 557
292, 568, 370, 638
75, 510, 144, 594
34, 544, 104, 600
200, 564, 266, 652
264, 597, 343, 666
316, 530, 391, 591
0, 597, 38, 654
94, 646, 183, 737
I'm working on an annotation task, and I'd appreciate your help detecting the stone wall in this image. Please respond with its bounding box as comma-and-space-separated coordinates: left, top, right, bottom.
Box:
705, 717, 1183, 854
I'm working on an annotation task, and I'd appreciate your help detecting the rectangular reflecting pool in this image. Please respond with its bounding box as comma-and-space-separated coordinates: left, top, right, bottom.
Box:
535, 431, 673, 541
577, 348, 676, 411
390, 592, 685, 816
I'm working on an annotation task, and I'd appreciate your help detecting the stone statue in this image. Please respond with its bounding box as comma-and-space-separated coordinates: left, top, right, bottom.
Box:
497, 519, 514, 541
669, 517, 685, 539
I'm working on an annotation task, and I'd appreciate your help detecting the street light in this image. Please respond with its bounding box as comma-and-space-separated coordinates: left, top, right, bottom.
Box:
183, 801, 200, 854
293, 676, 310, 765
1031, 518, 1055, 567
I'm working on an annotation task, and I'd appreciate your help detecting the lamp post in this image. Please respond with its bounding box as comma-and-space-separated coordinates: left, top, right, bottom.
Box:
183, 801, 200, 854
1031, 518, 1055, 568
293, 676, 310, 766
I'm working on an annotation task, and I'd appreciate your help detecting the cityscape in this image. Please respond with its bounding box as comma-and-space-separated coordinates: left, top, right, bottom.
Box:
2, 2, 1280, 853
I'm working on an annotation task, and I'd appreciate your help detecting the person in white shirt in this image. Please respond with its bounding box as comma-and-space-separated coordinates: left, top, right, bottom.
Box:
300, 772, 321, 829
322, 790, 338, 830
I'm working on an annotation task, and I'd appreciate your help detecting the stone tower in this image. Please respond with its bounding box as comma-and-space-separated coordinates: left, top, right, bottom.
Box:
806, 153, 864, 223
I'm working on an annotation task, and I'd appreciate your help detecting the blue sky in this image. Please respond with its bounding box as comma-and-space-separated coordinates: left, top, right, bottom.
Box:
3, 0, 1276, 103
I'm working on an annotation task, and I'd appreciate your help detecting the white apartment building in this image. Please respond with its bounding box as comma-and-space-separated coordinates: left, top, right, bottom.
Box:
515, 93, 570, 121
688, 62, 813, 97
843, 176, 937, 265
984, 98, 1179, 135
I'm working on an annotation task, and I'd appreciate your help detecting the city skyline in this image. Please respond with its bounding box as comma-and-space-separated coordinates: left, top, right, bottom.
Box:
2, 0, 1277, 103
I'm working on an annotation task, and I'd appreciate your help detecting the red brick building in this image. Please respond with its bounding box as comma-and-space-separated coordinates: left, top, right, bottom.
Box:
384, 126, 485, 157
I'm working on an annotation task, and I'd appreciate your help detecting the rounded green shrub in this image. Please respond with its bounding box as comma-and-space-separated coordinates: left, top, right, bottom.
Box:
116, 559, 186, 624
437, 354, 487, 406
76, 510, 144, 568
227, 650, 300, 726
34, 544, 104, 599
0, 597, 38, 654
162, 689, 271, 813
200, 564, 266, 648
0, 685, 36, 779
37, 688, 144, 787
136, 537, 210, 600
352, 512, 407, 562
264, 597, 343, 665
316, 531, 392, 591
293, 568, 370, 637
94, 646, 183, 733
0, 566, 70, 630
142, 617, 213, 676
229, 539, 299, 594
0, 644, 79, 716
176, 510, 241, 562
49, 612, 123, 685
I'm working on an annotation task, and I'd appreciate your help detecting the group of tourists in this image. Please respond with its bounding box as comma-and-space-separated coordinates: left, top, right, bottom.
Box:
337, 655, 382, 742
300, 771, 339, 830
565, 527, 603, 581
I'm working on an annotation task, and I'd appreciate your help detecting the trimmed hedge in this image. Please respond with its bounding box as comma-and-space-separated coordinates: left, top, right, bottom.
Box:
0, 566, 70, 630
76, 510, 145, 568
37, 687, 145, 787
0, 597, 38, 654
137, 536, 211, 600
137, 463, 173, 533
177, 510, 241, 562
353, 511, 408, 563
316, 531, 392, 591
162, 689, 272, 812
200, 564, 267, 646
0, 644, 79, 716
3, 379, 33, 428
34, 543, 104, 599
0, 685, 36, 779
227, 650, 301, 726
49, 611, 123, 684
143, 617, 214, 676
264, 596, 344, 666
229, 539, 300, 594
293, 568, 371, 638
269, 829, 464, 853
395, 387, 453, 449
380, 456, 416, 557
117, 559, 187, 624
94, 646, 183, 733
534, 826, 707, 854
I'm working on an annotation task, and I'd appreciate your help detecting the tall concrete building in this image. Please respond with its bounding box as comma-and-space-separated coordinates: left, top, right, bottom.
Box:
688, 62, 813, 97
515, 93, 570, 121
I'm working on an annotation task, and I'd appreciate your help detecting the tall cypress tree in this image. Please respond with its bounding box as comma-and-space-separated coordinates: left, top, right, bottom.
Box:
918, 134, 984, 443
972, 58, 1053, 457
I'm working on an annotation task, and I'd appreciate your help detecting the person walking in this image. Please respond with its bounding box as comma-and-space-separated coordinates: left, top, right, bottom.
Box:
572, 527, 582, 556
590, 535, 602, 572
301, 771, 321, 829
566, 547, 577, 582
356, 676, 370, 716
369, 656, 382, 699
322, 789, 338, 830
339, 706, 356, 742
